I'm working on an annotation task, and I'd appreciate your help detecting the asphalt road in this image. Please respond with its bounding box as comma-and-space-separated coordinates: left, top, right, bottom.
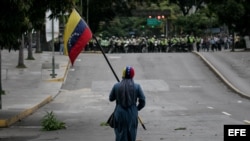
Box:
1, 52, 250, 141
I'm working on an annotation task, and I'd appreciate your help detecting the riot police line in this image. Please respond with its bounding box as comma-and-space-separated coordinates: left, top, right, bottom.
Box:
84, 34, 228, 53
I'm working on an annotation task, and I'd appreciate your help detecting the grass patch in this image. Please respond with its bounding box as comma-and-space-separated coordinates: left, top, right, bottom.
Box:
41, 111, 66, 131
100, 121, 109, 126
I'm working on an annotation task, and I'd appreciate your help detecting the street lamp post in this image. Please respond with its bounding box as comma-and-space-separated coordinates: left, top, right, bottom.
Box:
50, 18, 57, 78
157, 15, 168, 37
231, 24, 235, 52
165, 17, 168, 37
87, 0, 89, 24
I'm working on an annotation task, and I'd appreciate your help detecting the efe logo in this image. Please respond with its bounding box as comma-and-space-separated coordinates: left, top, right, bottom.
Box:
224, 125, 250, 141
228, 129, 246, 136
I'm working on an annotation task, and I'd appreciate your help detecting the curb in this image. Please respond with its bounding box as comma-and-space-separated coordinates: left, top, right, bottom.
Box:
82, 50, 102, 54
46, 60, 70, 83
0, 96, 53, 128
0, 60, 70, 128
193, 51, 250, 100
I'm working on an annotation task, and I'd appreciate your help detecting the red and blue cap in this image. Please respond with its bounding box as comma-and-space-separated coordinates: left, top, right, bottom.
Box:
122, 66, 135, 79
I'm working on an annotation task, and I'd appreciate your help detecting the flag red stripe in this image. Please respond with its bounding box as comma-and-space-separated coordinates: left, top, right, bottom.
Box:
69, 27, 92, 65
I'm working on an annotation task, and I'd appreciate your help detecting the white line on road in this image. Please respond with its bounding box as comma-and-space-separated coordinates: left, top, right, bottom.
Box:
207, 106, 214, 109
237, 100, 242, 103
179, 85, 201, 88
243, 120, 250, 124
222, 111, 231, 116
70, 68, 75, 71
108, 56, 121, 59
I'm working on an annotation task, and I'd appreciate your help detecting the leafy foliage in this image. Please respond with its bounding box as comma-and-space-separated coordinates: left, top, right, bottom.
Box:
41, 111, 66, 131
205, 0, 250, 35
79, 0, 164, 33
1, 90, 5, 95
100, 121, 109, 126
0, 0, 75, 50
98, 17, 147, 37
169, 0, 206, 16
46, 0, 75, 19
174, 11, 219, 36
0, 0, 31, 50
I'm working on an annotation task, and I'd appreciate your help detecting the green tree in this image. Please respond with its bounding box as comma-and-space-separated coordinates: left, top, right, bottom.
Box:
29, 0, 75, 52
0, 0, 75, 109
0, 0, 31, 109
173, 6, 219, 36
169, 0, 206, 16
79, 0, 164, 32
0, 1, 30, 50
17, 34, 27, 68
28, 0, 48, 54
98, 17, 147, 37
205, 0, 249, 35
203, 0, 250, 51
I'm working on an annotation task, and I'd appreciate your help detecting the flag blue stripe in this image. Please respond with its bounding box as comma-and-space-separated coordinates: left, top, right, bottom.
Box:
67, 20, 88, 52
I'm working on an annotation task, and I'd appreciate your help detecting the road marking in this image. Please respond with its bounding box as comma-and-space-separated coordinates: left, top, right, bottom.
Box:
93, 80, 169, 92
108, 56, 121, 59
237, 100, 242, 103
222, 111, 231, 116
207, 106, 214, 109
179, 85, 201, 88
59, 89, 69, 92
70, 68, 75, 71
243, 120, 250, 124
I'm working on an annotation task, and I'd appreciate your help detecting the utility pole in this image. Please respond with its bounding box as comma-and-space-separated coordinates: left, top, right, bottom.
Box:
50, 18, 57, 78
0, 49, 2, 109
87, 0, 89, 24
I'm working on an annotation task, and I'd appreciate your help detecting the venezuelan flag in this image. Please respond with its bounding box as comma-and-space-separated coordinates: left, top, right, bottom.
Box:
64, 9, 92, 65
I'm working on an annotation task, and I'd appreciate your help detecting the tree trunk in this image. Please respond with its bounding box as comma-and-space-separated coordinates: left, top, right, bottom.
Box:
17, 34, 26, 68
0, 49, 2, 109
35, 30, 42, 53
27, 31, 35, 60
231, 31, 235, 52
244, 36, 250, 50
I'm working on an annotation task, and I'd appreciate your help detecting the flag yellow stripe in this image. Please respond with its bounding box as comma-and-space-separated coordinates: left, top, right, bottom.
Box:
64, 9, 81, 55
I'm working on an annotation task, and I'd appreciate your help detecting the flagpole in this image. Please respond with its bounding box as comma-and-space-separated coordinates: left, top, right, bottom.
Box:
93, 36, 147, 130
50, 18, 57, 78
93, 36, 120, 82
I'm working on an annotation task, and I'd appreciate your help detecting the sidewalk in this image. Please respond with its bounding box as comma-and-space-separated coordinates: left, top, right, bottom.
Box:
0, 50, 69, 127
194, 50, 250, 99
